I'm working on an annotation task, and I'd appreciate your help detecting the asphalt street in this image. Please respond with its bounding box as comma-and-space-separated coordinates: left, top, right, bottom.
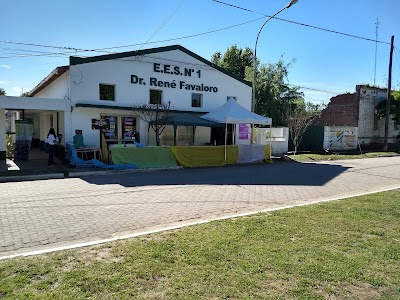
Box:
1, 156, 400, 259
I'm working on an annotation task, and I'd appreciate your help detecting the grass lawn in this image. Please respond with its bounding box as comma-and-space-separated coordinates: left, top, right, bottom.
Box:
289, 152, 399, 162
1, 190, 399, 299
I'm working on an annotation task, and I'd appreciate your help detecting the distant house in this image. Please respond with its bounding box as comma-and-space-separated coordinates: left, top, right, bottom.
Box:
315, 84, 399, 148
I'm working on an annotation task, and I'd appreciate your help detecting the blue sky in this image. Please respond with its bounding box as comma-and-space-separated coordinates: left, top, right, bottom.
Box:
1, 0, 399, 104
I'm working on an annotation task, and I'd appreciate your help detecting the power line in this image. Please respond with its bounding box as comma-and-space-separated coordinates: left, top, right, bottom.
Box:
0, 16, 266, 57
211, 0, 391, 45
289, 84, 344, 95
394, 47, 400, 75
140, 0, 185, 50
0, 2, 394, 59
0, 40, 86, 52
0, 53, 70, 59
90, 16, 266, 52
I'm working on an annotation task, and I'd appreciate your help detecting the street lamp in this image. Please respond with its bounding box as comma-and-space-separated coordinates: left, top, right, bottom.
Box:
251, 0, 298, 144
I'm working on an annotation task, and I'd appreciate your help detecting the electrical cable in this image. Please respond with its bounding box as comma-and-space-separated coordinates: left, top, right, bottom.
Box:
90, 16, 266, 52
288, 84, 343, 94
139, 0, 185, 50
0, 2, 393, 58
211, 0, 391, 45
0, 16, 264, 55
0, 40, 86, 52
394, 47, 400, 75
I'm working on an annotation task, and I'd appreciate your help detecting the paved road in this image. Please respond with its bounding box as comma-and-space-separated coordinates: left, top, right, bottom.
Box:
1, 157, 400, 258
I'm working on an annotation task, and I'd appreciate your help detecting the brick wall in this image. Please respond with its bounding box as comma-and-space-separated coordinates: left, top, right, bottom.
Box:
314, 84, 399, 148
314, 93, 358, 126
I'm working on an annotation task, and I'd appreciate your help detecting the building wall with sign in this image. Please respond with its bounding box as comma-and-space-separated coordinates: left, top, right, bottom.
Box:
30, 45, 253, 148
69, 49, 251, 111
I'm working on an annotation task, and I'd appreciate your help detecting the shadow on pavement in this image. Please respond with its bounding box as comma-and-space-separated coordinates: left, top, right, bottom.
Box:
81, 162, 350, 187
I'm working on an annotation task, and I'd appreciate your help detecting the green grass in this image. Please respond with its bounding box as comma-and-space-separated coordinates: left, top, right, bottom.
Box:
1, 190, 400, 299
290, 152, 399, 162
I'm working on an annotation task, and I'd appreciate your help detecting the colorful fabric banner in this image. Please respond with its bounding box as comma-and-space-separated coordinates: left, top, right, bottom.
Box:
170, 146, 238, 167
111, 146, 178, 168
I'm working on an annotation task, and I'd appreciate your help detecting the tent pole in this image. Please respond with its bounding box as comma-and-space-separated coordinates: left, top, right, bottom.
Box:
147, 123, 150, 145
269, 123, 272, 160
233, 124, 236, 145
192, 126, 195, 145
224, 122, 227, 162
173, 125, 177, 146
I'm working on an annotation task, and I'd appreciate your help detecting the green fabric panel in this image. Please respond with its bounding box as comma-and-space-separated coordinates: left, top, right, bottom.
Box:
170, 146, 238, 167
111, 147, 178, 168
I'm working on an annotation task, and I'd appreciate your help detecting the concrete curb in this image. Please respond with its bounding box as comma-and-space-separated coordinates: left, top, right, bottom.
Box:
0, 173, 65, 183
0, 166, 184, 182
68, 166, 183, 177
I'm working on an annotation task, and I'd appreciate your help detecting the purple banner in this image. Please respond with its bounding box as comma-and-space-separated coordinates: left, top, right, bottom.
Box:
239, 124, 249, 140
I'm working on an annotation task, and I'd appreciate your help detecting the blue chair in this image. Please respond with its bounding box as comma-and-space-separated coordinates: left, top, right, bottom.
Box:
66, 143, 137, 170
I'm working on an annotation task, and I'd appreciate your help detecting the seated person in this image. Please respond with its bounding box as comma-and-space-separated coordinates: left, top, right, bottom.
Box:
73, 129, 85, 148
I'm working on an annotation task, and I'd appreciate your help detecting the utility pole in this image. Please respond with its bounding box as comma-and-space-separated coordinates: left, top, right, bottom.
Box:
383, 35, 394, 151
374, 19, 379, 86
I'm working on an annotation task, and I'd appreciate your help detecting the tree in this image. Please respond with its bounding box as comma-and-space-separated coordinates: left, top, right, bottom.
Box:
0, 88, 5, 95
287, 101, 321, 154
375, 90, 400, 125
133, 101, 171, 146
248, 58, 304, 126
212, 46, 303, 127
211, 45, 254, 79
20, 91, 30, 97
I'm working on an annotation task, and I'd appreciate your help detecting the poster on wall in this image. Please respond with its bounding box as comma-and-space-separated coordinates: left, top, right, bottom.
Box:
91, 118, 110, 130
101, 116, 118, 140
122, 117, 136, 140
328, 127, 358, 150
239, 124, 249, 140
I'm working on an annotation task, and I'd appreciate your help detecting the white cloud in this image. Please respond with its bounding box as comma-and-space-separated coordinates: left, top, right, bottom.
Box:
0, 81, 9, 84
0, 64, 11, 69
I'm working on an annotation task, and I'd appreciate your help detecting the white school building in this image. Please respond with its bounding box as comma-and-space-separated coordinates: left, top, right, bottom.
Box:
1, 44, 255, 160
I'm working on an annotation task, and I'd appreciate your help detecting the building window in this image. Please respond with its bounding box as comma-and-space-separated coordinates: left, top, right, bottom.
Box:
150, 89, 162, 104
227, 96, 237, 101
99, 84, 115, 101
101, 115, 138, 144
191, 93, 203, 108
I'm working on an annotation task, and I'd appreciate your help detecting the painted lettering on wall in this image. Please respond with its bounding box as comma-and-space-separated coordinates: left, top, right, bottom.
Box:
153, 63, 201, 78
130, 62, 219, 93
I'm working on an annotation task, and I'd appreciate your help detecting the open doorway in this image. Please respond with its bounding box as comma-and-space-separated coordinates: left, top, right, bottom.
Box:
210, 124, 234, 146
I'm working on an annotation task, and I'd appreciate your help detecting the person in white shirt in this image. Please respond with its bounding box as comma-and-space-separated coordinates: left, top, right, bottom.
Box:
46, 128, 59, 167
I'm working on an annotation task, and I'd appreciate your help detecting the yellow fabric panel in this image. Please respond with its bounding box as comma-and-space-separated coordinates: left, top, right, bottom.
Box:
101, 132, 109, 163
264, 144, 272, 162
170, 146, 238, 167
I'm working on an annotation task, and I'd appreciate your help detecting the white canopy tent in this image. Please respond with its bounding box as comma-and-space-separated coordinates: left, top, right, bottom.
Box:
201, 98, 271, 125
201, 98, 272, 161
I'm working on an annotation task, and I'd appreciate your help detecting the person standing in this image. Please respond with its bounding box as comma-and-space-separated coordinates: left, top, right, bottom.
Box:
46, 128, 59, 167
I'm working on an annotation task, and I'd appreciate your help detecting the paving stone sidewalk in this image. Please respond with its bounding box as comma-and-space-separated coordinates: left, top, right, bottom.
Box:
1, 156, 400, 258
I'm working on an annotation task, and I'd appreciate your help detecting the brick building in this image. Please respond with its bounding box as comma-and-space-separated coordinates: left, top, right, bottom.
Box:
315, 84, 399, 147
